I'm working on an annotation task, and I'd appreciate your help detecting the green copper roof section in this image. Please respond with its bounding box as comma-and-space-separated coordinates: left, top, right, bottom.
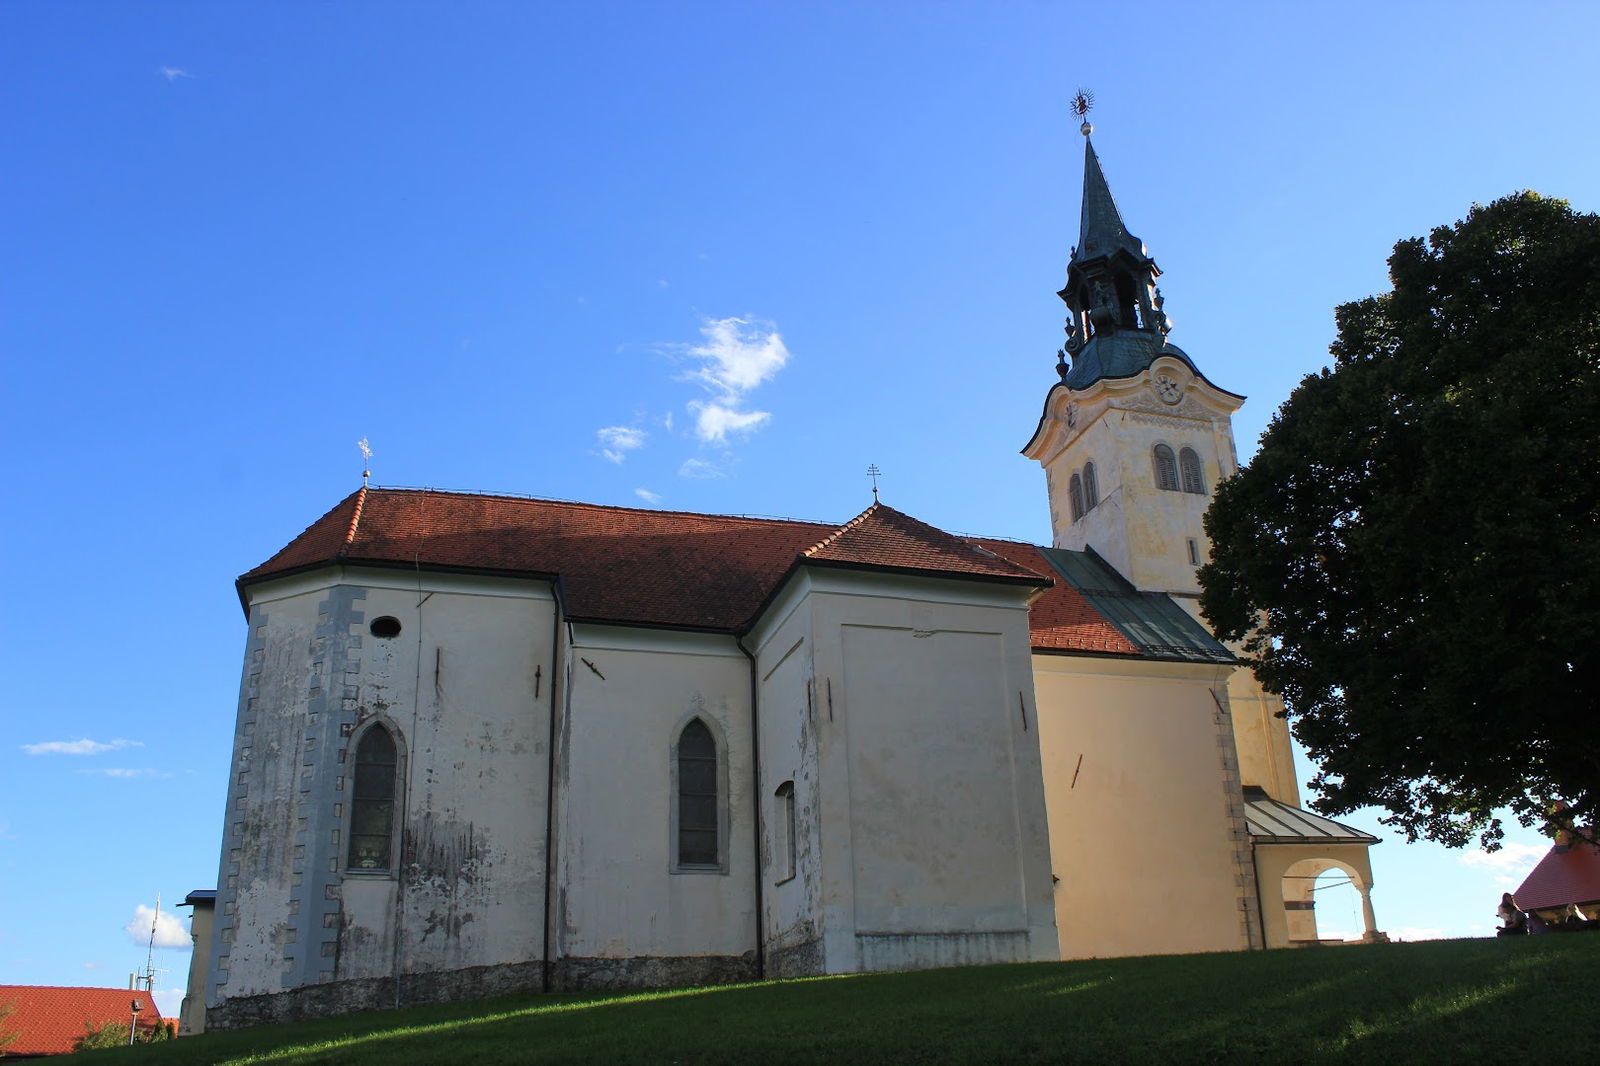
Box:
1061, 331, 1201, 391
1076, 138, 1149, 265
1036, 546, 1234, 664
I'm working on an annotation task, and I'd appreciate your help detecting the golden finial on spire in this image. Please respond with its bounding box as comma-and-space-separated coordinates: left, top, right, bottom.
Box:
1070, 88, 1095, 137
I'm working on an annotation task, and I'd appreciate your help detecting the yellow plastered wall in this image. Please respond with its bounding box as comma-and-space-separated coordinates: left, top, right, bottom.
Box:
1034, 654, 1255, 958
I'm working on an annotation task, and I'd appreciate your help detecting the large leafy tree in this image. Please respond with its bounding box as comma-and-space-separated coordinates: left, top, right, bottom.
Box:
1200, 192, 1600, 849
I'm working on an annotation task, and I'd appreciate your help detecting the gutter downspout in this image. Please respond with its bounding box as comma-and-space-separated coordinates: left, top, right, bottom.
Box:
1250, 839, 1267, 950
737, 636, 766, 981
542, 582, 566, 993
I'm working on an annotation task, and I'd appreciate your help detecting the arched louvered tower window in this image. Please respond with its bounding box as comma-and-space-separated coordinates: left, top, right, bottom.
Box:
348, 724, 399, 872
1083, 461, 1099, 510
1069, 473, 1086, 522
676, 719, 719, 868
1153, 444, 1179, 492
1179, 447, 1205, 494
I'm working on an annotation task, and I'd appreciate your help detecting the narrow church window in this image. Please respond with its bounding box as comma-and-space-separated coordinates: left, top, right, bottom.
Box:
676, 719, 719, 868
1188, 538, 1201, 566
1153, 444, 1179, 491
347, 725, 399, 872
1069, 473, 1085, 522
1083, 462, 1099, 510
1179, 447, 1205, 494
774, 780, 796, 883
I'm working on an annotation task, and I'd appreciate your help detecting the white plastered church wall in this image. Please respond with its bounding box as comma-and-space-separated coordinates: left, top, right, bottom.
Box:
550, 624, 758, 987
749, 567, 1060, 974
209, 568, 554, 1020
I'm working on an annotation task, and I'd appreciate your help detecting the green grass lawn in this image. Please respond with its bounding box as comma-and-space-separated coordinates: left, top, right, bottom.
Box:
79, 937, 1596, 1064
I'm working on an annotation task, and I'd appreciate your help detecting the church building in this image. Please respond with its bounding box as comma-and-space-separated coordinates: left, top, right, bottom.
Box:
187, 124, 1384, 1031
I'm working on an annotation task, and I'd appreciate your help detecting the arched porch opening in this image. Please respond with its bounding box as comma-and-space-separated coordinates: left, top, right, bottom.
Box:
1281, 857, 1370, 946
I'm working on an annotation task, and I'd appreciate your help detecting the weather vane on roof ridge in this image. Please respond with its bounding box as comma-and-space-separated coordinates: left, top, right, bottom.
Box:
866, 463, 882, 502
358, 437, 372, 486
1070, 87, 1094, 137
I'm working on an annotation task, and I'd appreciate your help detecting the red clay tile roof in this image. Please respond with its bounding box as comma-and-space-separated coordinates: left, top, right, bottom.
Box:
0, 985, 166, 1056
802, 503, 1048, 584
241, 490, 1044, 633
1514, 840, 1600, 912
970, 539, 1142, 656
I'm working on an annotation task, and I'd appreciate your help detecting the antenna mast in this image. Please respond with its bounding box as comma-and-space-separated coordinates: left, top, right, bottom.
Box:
135, 894, 161, 993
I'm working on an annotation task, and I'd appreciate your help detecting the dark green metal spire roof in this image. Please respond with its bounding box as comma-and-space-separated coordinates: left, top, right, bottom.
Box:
1060, 331, 1200, 391
1075, 137, 1149, 265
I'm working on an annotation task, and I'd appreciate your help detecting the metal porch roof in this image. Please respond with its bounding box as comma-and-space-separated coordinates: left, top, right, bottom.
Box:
1243, 787, 1380, 845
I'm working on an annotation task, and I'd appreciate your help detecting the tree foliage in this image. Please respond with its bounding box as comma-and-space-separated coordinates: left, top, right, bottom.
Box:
1200, 192, 1600, 848
73, 1015, 174, 1050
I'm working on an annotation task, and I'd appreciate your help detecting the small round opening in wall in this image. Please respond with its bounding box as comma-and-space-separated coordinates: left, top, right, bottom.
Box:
369, 616, 402, 639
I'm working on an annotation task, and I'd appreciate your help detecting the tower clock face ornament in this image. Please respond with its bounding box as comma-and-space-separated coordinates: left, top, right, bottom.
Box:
1064, 402, 1079, 429
1152, 374, 1182, 405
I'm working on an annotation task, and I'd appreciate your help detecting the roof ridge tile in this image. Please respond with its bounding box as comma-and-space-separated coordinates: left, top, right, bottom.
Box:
342, 485, 367, 552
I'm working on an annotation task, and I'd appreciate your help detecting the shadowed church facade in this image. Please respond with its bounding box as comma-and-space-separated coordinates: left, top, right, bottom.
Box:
186, 127, 1383, 1032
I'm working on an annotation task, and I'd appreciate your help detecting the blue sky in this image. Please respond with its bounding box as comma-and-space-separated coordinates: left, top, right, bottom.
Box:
3, 2, 1596, 1013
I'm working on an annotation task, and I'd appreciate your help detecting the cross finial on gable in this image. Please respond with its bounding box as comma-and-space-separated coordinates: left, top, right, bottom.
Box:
358, 437, 373, 485
866, 463, 882, 502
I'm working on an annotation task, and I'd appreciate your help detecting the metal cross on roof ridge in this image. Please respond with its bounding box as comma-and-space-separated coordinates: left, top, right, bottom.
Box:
866, 463, 882, 501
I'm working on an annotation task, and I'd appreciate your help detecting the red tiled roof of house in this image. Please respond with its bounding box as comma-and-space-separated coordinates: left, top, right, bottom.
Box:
1513, 840, 1600, 912
240, 490, 1044, 634
0, 985, 165, 1056
969, 539, 1142, 656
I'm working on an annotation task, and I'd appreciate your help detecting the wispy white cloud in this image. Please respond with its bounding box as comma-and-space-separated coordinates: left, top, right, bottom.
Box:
596, 425, 647, 464
78, 768, 171, 779
686, 401, 769, 443
1460, 840, 1547, 886
23, 738, 142, 756
676, 316, 789, 444
82, 961, 105, 970
683, 316, 789, 397
125, 905, 191, 950
1389, 925, 1448, 942
634, 488, 662, 505
158, 66, 193, 82
153, 987, 185, 1018
679, 458, 724, 480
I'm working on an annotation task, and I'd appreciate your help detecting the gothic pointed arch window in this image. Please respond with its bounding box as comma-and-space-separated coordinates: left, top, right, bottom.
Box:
1083, 461, 1099, 510
347, 723, 400, 872
1179, 447, 1205, 494
1069, 473, 1086, 522
675, 718, 722, 870
1153, 444, 1179, 492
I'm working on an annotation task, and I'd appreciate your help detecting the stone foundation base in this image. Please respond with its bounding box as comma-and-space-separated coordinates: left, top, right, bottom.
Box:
549, 952, 758, 991
206, 953, 762, 1030
767, 938, 824, 978
205, 960, 545, 1031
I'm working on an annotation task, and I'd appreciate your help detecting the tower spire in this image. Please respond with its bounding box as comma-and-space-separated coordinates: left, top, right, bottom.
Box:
1077, 138, 1147, 266
1056, 97, 1169, 378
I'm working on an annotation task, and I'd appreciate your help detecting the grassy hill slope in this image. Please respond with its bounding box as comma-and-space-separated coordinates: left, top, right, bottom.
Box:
80, 937, 1596, 1064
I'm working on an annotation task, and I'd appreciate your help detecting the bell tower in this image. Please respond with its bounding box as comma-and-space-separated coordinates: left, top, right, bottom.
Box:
1022, 115, 1245, 604
1023, 103, 1301, 806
